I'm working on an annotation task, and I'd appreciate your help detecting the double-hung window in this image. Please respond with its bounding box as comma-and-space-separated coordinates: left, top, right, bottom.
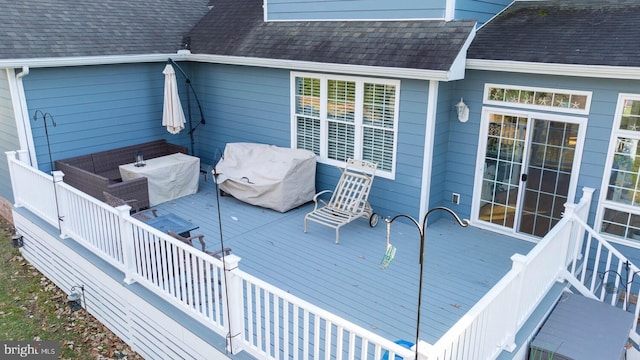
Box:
599, 94, 640, 244
291, 72, 399, 179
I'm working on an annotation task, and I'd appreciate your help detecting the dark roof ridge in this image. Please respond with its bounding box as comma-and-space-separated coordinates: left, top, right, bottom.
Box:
188, 0, 476, 72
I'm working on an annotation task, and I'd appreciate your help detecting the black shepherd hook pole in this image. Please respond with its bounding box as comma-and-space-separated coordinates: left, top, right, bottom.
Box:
32, 110, 57, 174
167, 58, 206, 155
385, 207, 470, 360
33, 110, 63, 233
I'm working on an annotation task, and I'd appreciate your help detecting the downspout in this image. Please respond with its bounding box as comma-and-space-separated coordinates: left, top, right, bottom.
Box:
13, 66, 37, 167
16, 66, 29, 79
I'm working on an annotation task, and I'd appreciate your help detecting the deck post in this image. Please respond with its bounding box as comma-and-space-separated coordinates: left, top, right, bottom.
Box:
222, 254, 245, 355
116, 205, 137, 284
52, 170, 66, 238
505, 253, 528, 352
6, 151, 22, 208
566, 187, 595, 269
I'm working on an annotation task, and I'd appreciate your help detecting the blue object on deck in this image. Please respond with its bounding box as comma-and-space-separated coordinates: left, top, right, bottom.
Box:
145, 213, 199, 237
382, 339, 414, 360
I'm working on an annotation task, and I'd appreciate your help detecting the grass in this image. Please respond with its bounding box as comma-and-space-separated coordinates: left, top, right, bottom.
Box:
0, 217, 142, 359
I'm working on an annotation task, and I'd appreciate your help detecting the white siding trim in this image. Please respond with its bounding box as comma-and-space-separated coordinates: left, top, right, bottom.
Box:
445, 0, 455, 21
420, 80, 439, 220
467, 59, 640, 80
6, 68, 36, 168
263, 0, 268, 22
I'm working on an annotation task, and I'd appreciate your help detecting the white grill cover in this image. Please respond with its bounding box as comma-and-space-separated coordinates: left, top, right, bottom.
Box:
214, 143, 316, 212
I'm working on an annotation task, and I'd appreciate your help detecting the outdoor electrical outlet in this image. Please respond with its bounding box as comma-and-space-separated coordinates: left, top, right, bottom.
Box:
452, 193, 460, 204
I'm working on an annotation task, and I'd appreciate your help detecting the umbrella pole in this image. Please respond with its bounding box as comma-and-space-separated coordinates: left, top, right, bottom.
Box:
168, 58, 205, 155
186, 79, 194, 155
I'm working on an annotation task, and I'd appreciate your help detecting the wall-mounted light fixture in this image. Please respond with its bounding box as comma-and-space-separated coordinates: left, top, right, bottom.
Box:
67, 285, 85, 312
455, 98, 470, 123
11, 233, 24, 248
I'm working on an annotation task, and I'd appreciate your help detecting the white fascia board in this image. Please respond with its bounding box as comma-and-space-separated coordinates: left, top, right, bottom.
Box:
467, 59, 640, 80
187, 53, 453, 81
0, 51, 463, 81
446, 24, 476, 81
0, 53, 185, 69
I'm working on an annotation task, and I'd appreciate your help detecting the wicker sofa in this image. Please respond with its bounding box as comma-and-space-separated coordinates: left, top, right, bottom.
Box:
55, 139, 188, 209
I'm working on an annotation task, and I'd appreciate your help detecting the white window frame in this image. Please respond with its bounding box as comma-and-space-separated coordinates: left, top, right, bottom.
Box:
483, 83, 592, 115
595, 93, 640, 247
290, 72, 400, 179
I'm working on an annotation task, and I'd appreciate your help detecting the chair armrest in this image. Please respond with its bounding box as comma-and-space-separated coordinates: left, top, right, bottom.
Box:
190, 234, 207, 251
207, 247, 232, 260
123, 198, 141, 212
107, 177, 150, 209
167, 230, 206, 251
312, 190, 333, 210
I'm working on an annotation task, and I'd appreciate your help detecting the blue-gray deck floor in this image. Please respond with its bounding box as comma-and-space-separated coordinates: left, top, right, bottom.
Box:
151, 176, 536, 345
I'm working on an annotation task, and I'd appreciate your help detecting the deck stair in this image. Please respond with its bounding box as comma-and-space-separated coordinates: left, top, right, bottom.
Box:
527, 218, 640, 358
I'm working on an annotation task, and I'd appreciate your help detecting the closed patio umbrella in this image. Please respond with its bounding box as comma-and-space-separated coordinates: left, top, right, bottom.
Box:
162, 64, 186, 134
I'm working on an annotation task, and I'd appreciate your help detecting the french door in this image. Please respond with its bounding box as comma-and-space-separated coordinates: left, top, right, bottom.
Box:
473, 109, 584, 237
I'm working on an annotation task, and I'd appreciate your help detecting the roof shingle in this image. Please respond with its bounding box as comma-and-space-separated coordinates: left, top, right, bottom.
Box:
188, 0, 476, 71
468, 0, 640, 67
0, 0, 210, 60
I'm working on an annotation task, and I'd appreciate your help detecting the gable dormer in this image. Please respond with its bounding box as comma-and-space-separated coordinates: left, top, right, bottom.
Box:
263, 0, 512, 25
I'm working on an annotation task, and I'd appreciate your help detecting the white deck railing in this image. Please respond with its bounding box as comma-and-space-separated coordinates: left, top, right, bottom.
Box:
6, 150, 413, 359
566, 213, 640, 345
14, 150, 632, 359
7, 150, 60, 227
425, 188, 595, 360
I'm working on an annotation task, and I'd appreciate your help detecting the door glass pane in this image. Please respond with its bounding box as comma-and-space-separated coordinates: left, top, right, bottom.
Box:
479, 114, 527, 228
519, 119, 578, 236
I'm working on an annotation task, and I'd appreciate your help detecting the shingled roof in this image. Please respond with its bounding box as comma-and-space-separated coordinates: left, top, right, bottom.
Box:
0, 0, 210, 60
188, 0, 476, 72
468, 0, 640, 67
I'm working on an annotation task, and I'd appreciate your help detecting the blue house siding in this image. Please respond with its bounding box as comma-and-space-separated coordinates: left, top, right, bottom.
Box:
22, 63, 191, 173
192, 62, 428, 218
450, 69, 640, 228
192, 63, 291, 166
265, 0, 447, 21
381, 79, 430, 218
435, 82, 472, 218
456, 0, 511, 26
0, 69, 19, 202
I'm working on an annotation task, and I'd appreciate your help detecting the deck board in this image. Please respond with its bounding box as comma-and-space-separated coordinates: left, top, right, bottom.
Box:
153, 177, 535, 344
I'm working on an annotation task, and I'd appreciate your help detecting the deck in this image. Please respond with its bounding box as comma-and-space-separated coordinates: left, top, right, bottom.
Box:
150, 176, 535, 345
